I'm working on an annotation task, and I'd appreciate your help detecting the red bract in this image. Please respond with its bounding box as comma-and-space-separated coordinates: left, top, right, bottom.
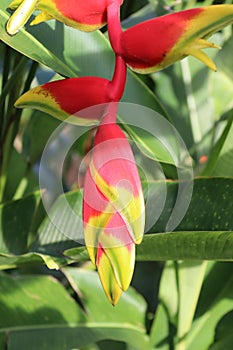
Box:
7, 0, 124, 35
119, 5, 233, 73
53, 0, 123, 30
15, 77, 112, 124
15, 56, 126, 124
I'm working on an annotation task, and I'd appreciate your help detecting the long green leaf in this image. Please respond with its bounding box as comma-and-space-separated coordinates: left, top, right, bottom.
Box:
0, 191, 41, 255
209, 311, 233, 350
0, 3, 75, 77
149, 303, 170, 350
0, 270, 149, 350
136, 231, 233, 261
184, 262, 233, 350
176, 261, 207, 349
63, 268, 147, 330
216, 35, 233, 81
147, 177, 233, 233
0, 252, 68, 270
203, 111, 233, 176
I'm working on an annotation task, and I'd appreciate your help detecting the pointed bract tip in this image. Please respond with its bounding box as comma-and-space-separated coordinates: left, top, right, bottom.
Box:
96, 246, 123, 305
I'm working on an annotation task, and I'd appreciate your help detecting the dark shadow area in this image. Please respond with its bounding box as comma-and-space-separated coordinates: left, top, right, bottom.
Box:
1, 194, 37, 255
195, 262, 233, 318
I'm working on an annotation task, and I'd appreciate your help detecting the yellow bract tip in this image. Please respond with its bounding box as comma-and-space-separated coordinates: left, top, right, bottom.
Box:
97, 250, 123, 306
30, 11, 53, 26
185, 47, 217, 71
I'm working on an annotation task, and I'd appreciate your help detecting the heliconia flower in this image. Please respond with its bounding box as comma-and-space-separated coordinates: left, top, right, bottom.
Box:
83, 109, 145, 305
119, 5, 233, 74
14, 55, 126, 125
6, 0, 123, 35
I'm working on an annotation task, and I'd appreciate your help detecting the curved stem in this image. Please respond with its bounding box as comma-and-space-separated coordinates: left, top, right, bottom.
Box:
104, 55, 126, 124
105, 2, 126, 124
107, 1, 122, 54
108, 54, 126, 101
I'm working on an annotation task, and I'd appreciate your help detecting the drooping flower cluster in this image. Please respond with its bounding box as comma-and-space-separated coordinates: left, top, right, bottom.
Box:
6, 1, 233, 304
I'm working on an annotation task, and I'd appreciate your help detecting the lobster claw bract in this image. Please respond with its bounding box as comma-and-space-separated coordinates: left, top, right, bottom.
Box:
7, 0, 124, 35
119, 5, 233, 73
15, 77, 115, 125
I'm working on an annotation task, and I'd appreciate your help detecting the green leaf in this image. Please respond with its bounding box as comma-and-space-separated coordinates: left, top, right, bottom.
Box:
176, 261, 207, 347
157, 261, 179, 323
0, 2, 75, 77
7, 326, 149, 350
213, 311, 233, 342
63, 246, 89, 262
122, 124, 177, 165
117, 102, 188, 167
0, 271, 85, 325
22, 110, 61, 164
203, 111, 233, 176
209, 335, 233, 350
30, 190, 84, 256
184, 262, 233, 350
0, 191, 41, 255
63, 268, 147, 331
0, 270, 150, 350
149, 303, 170, 350
149, 261, 178, 349
209, 311, 233, 350
147, 177, 233, 233
216, 36, 233, 82
136, 231, 233, 261
0, 191, 67, 269
0, 252, 68, 270
2, 147, 37, 201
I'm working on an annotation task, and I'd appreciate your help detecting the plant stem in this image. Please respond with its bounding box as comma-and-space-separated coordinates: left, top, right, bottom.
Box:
13, 163, 30, 200
0, 56, 28, 134
107, 1, 122, 53
0, 53, 28, 201
23, 60, 38, 93
0, 45, 13, 140
0, 122, 15, 202
180, 59, 202, 145
108, 55, 126, 101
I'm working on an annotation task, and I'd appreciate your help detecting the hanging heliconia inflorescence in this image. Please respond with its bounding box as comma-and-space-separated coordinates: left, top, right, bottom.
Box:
6, 0, 233, 304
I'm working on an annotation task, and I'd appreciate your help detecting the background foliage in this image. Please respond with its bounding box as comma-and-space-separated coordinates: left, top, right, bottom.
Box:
0, 0, 233, 349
